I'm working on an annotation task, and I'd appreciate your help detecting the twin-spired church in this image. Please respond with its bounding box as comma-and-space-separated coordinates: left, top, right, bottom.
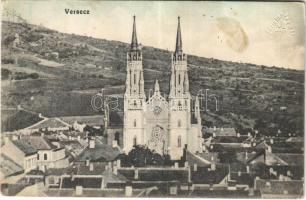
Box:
123, 16, 203, 160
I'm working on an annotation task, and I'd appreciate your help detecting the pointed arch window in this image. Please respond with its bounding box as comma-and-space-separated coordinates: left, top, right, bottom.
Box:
178, 119, 181, 127
178, 74, 181, 85
134, 74, 136, 84
133, 136, 137, 146
178, 136, 182, 148
133, 119, 137, 127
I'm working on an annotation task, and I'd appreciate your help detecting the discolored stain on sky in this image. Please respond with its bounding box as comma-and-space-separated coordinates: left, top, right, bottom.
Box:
217, 17, 249, 53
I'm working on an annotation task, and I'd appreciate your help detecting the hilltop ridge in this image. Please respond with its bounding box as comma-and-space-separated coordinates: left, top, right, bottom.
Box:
1, 21, 304, 136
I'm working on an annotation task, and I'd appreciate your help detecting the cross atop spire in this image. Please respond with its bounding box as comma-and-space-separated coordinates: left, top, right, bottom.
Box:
175, 16, 182, 53
131, 15, 138, 51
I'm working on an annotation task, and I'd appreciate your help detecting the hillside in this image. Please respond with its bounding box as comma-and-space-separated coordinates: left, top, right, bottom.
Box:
1, 21, 304, 136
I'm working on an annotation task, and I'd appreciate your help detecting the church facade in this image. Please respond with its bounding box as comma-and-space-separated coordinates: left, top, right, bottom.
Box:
123, 16, 203, 160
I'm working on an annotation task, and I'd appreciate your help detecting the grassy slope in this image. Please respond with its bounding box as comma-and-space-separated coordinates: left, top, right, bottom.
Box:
1, 21, 304, 135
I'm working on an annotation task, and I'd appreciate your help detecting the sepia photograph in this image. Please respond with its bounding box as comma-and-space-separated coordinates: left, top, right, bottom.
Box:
0, 0, 305, 198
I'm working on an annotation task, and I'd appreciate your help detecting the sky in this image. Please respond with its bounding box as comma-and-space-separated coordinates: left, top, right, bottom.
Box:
2, 0, 305, 70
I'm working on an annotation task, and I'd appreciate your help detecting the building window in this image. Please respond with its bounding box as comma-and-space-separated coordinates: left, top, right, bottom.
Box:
44, 153, 47, 160
133, 136, 137, 146
178, 119, 181, 127
134, 119, 137, 127
115, 132, 120, 144
178, 136, 182, 148
178, 74, 181, 84
37, 154, 40, 160
134, 74, 136, 84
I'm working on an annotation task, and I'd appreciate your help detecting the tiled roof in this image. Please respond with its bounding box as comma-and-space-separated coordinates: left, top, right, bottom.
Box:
60, 115, 104, 126
118, 168, 189, 182
269, 165, 304, 180
230, 172, 254, 186
103, 168, 127, 183
61, 177, 102, 189
26, 118, 70, 130
109, 111, 123, 126
20, 136, 58, 150
68, 163, 107, 175
0, 154, 24, 178
186, 151, 212, 167
256, 179, 303, 196
189, 188, 260, 198
212, 136, 249, 144
191, 165, 229, 184
75, 144, 121, 162
11, 140, 37, 156
274, 153, 304, 166
204, 127, 236, 137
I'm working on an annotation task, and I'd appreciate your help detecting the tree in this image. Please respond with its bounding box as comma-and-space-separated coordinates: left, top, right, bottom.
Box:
118, 145, 171, 167
218, 149, 237, 163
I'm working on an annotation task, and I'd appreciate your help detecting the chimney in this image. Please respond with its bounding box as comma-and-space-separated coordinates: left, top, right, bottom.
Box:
89, 139, 95, 149
267, 145, 272, 153
279, 174, 284, 181
246, 165, 250, 174
134, 169, 139, 180
238, 170, 241, 177
12, 135, 18, 141
112, 140, 118, 148
89, 163, 94, 171
270, 138, 274, 144
248, 188, 254, 196
4, 137, 10, 145
194, 164, 198, 171
287, 170, 291, 176
117, 159, 121, 168
86, 159, 90, 166
108, 162, 112, 170
125, 186, 133, 197
174, 162, 179, 169
248, 132, 251, 137
75, 186, 83, 196
237, 132, 241, 138
77, 135, 81, 141
245, 151, 248, 160
113, 166, 118, 175
211, 163, 216, 171
213, 126, 216, 131
170, 185, 178, 195
184, 161, 189, 168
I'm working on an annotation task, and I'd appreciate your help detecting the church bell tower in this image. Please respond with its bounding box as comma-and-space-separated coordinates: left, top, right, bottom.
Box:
168, 17, 191, 160
123, 16, 146, 153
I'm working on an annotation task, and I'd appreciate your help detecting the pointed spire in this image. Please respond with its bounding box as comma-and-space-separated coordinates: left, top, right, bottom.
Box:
131, 15, 138, 51
154, 79, 160, 94
175, 16, 182, 53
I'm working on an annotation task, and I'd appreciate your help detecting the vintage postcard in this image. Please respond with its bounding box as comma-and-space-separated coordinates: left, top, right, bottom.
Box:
0, 0, 305, 198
